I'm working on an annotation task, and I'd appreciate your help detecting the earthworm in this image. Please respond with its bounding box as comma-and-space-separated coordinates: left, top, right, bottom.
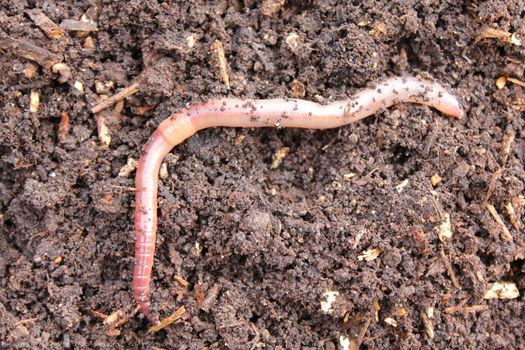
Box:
132, 76, 463, 323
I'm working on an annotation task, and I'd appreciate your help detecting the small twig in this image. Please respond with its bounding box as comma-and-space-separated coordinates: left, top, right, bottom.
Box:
110, 185, 136, 193
507, 77, 525, 88
148, 306, 186, 333
249, 323, 261, 350
440, 248, 460, 289
219, 321, 245, 329
58, 112, 70, 143
210, 40, 230, 89
444, 304, 489, 314
500, 130, 515, 165
504, 202, 521, 231
357, 317, 372, 346
91, 83, 139, 114
14, 317, 40, 327
321, 129, 342, 151
200, 284, 221, 312
0, 35, 61, 68
420, 309, 434, 339
483, 168, 504, 205
428, 190, 444, 219
485, 203, 513, 241
114, 305, 140, 328
195, 284, 205, 307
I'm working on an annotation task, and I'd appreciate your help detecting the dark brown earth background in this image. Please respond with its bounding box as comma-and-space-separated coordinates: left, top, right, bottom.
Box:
1, 0, 524, 349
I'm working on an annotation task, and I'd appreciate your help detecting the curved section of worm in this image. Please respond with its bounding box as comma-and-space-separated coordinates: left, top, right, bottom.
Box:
132, 76, 463, 323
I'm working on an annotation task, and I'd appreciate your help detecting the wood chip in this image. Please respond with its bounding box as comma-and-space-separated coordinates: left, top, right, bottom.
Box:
513, 195, 525, 207
148, 306, 186, 333
384, 317, 397, 327
483, 282, 519, 299
186, 34, 198, 49
103, 309, 125, 327
485, 203, 513, 241
339, 336, 351, 350
118, 158, 137, 178
210, 40, 230, 89
84, 36, 95, 49
29, 91, 40, 113
285, 33, 301, 53
261, 0, 285, 16
60, 18, 98, 32
373, 301, 380, 321
26, 9, 65, 39
396, 179, 409, 193
52, 63, 72, 82
413, 227, 430, 254
431, 174, 442, 186
132, 104, 156, 115
74, 81, 84, 92
105, 328, 120, 337
427, 306, 434, 318
195, 284, 205, 306
436, 212, 452, 242
23, 63, 38, 79
271, 147, 289, 169
234, 134, 246, 145
474, 28, 521, 46
291, 79, 306, 98
174, 275, 189, 287
332, 181, 342, 190
496, 76, 507, 89
343, 173, 357, 180
370, 22, 387, 38
320, 291, 340, 313
91, 83, 140, 114
440, 248, 460, 289
97, 113, 111, 147
396, 307, 407, 317
357, 248, 383, 261
159, 163, 168, 180
58, 112, 70, 143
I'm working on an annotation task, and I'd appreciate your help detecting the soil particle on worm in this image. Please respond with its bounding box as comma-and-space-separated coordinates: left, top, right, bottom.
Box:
1, 1, 524, 349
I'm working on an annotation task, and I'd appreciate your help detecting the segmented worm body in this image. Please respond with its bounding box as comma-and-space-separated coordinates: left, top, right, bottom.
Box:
133, 76, 463, 323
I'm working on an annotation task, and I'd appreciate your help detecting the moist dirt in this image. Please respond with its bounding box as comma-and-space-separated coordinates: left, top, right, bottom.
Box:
1, 1, 524, 349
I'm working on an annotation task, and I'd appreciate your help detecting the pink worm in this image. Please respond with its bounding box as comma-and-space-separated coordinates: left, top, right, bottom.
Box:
133, 76, 463, 323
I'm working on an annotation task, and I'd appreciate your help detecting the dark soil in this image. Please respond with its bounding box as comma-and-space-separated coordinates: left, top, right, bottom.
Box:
1, 1, 524, 349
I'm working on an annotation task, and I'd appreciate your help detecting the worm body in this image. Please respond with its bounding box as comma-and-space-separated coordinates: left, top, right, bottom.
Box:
132, 76, 463, 322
